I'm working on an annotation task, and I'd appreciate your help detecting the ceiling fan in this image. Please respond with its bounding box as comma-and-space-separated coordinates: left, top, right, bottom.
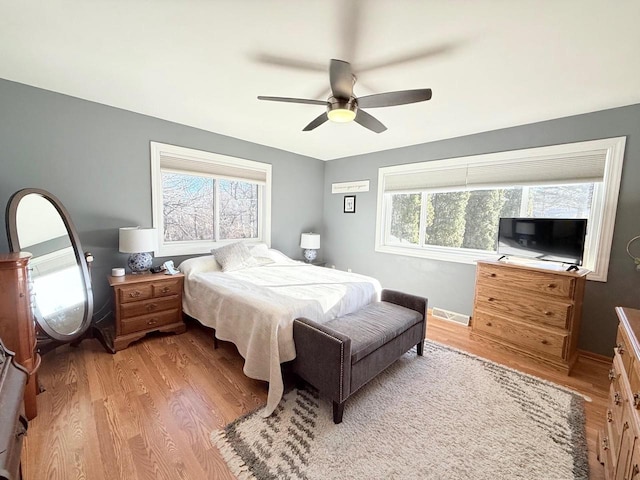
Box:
257, 59, 432, 133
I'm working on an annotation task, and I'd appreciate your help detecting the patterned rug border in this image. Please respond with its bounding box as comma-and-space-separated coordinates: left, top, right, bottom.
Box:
212, 339, 590, 480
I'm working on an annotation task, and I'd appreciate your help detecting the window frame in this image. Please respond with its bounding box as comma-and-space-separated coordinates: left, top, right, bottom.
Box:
375, 137, 626, 282
150, 142, 272, 257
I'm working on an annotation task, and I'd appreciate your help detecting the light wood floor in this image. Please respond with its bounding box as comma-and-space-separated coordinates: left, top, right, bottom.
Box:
22, 317, 610, 480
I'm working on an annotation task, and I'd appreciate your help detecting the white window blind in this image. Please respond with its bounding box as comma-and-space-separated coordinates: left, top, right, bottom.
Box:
383, 150, 608, 193
159, 154, 268, 184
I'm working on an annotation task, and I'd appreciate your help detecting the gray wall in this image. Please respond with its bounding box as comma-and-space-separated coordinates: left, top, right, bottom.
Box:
0, 79, 325, 311
323, 104, 640, 356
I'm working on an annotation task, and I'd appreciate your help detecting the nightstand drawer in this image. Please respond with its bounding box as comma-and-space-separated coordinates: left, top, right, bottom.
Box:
475, 285, 571, 329
120, 296, 180, 319
152, 279, 182, 297
119, 284, 153, 303
473, 311, 567, 359
120, 310, 179, 335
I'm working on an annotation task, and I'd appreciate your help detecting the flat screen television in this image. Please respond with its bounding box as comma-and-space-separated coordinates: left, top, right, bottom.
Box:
497, 218, 587, 266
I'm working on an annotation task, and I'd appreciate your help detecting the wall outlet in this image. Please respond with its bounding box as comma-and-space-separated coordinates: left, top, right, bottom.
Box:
347, 268, 352, 272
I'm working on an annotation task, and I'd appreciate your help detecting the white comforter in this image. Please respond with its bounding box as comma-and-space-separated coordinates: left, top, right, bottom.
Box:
181, 258, 381, 416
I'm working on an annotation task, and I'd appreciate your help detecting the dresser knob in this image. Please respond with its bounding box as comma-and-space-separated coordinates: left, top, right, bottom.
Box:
632, 464, 639, 477
146, 303, 158, 311
161, 286, 170, 293
609, 369, 617, 381
616, 343, 625, 355
489, 273, 497, 278
615, 392, 622, 405
547, 283, 556, 289
634, 393, 640, 409
602, 436, 610, 451
129, 291, 141, 298
147, 319, 158, 326
607, 409, 613, 422
486, 322, 492, 327
543, 311, 553, 316
487, 297, 495, 302
541, 339, 549, 345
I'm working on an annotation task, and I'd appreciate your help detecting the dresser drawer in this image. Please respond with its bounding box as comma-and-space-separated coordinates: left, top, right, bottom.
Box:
477, 264, 575, 299
473, 311, 567, 358
120, 296, 180, 319
475, 285, 571, 329
120, 309, 180, 335
118, 283, 153, 303
152, 278, 182, 297
616, 326, 635, 376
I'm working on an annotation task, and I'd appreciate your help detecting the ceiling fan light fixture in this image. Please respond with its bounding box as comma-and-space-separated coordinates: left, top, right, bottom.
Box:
327, 97, 357, 123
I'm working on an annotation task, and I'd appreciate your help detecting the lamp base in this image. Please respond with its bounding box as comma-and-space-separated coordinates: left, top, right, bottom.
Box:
303, 249, 318, 263
128, 252, 153, 274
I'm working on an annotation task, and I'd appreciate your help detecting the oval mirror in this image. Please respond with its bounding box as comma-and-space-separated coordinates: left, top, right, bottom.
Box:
6, 188, 93, 344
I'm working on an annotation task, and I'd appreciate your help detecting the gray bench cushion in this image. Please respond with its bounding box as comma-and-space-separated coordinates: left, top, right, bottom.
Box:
324, 302, 423, 363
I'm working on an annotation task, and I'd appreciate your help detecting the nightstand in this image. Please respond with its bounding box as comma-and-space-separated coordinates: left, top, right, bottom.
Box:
108, 273, 186, 351
298, 260, 327, 267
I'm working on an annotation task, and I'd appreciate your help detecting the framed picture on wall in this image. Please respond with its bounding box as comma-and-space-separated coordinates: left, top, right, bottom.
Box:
344, 195, 356, 213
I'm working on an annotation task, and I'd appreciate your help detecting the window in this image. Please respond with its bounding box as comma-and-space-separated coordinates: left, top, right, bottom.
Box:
151, 142, 271, 256
376, 137, 626, 281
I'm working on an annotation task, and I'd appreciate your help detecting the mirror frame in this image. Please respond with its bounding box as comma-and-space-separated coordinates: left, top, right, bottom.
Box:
6, 188, 94, 343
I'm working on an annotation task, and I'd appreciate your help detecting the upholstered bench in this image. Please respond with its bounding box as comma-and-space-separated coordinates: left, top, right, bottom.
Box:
292, 289, 427, 424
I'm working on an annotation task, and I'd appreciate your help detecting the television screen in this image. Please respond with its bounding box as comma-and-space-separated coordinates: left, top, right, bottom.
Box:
497, 218, 587, 265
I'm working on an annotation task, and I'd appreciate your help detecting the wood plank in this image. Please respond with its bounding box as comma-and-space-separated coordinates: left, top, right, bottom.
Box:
22, 316, 607, 479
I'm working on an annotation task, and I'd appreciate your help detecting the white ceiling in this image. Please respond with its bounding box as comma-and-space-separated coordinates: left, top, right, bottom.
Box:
1, 1, 639, 161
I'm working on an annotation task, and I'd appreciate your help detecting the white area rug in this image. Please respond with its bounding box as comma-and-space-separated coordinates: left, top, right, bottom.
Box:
212, 341, 588, 480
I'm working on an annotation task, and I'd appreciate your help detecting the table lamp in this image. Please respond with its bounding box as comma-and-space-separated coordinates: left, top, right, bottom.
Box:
300, 233, 320, 263
119, 227, 157, 274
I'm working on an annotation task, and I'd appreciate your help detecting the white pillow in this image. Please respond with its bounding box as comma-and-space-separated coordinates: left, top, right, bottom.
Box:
212, 242, 257, 271
178, 255, 221, 276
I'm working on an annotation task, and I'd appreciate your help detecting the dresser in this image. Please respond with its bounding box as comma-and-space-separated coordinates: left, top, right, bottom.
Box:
0, 253, 41, 420
0, 338, 28, 480
598, 307, 640, 479
108, 273, 186, 351
472, 260, 588, 373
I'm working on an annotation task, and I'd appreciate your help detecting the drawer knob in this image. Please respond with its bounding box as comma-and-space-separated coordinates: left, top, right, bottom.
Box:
547, 283, 556, 289
624, 420, 630, 431
146, 303, 158, 311
602, 436, 610, 451
541, 339, 549, 345
485, 322, 492, 327
161, 286, 171, 293
487, 297, 495, 302
616, 343, 625, 355
632, 465, 639, 477
608, 369, 617, 381
489, 273, 497, 278
129, 291, 141, 298
634, 393, 640, 409
607, 409, 613, 422
614, 392, 622, 405
543, 311, 553, 316
147, 319, 158, 326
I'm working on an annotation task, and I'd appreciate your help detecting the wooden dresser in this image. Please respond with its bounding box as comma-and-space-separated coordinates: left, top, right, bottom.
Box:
0, 338, 28, 480
108, 273, 186, 351
598, 307, 640, 479
472, 260, 588, 373
0, 253, 41, 420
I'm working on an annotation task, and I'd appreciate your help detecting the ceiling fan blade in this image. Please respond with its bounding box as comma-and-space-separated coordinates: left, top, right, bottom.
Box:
357, 43, 459, 73
252, 53, 326, 72
258, 96, 328, 106
357, 89, 432, 108
303, 112, 329, 131
330, 59, 354, 99
354, 109, 387, 133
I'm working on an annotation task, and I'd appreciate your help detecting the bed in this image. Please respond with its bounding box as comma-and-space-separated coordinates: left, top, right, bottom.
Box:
178, 244, 381, 416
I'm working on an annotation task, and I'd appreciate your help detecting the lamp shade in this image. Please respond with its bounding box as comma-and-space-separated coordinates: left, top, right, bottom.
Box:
300, 233, 320, 249
119, 227, 157, 253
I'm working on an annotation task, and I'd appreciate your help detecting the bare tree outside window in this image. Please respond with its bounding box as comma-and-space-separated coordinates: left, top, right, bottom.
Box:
162, 173, 259, 243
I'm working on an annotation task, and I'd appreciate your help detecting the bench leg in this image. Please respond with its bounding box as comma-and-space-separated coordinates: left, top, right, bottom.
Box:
333, 401, 345, 424
417, 341, 423, 356
213, 330, 219, 350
